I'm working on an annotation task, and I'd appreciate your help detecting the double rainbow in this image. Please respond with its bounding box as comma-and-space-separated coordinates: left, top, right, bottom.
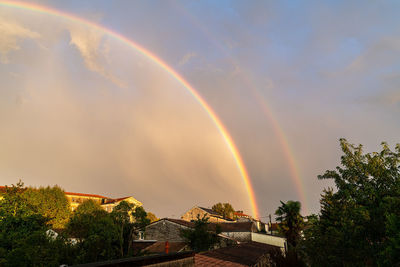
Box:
0, 1, 260, 218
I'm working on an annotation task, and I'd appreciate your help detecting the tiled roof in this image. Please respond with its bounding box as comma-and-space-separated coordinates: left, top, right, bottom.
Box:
150, 219, 257, 233
234, 211, 250, 217
198, 207, 221, 216
216, 222, 256, 232
165, 218, 195, 228
195, 254, 245, 266
195, 242, 279, 266
64, 191, 109, 199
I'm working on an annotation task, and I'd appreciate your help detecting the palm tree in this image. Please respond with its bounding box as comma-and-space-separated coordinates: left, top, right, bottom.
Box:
275, 200, 303, 248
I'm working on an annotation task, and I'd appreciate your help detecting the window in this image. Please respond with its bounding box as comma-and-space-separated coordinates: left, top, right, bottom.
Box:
138, 231, 144, 240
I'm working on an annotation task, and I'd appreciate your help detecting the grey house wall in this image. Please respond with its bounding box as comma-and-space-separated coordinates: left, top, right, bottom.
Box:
145, 220, 188, 242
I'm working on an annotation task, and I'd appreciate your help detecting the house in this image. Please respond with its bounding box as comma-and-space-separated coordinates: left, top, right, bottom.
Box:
235, 210, 252, 220
65, 191, 142, 212
143, 218, 286, 251
181, 206, 231, 222
0, 185, 141, 213
145, 218, 193, 242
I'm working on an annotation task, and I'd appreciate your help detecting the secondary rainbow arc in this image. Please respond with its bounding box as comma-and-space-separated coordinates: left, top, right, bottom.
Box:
0, 0, 260, 218
174, 6, 309, 213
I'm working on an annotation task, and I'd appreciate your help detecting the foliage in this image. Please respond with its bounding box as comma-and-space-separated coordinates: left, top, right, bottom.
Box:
111, 201, 150, 257
74, 199, 104, 215
0, 181, 34, 218
146, 212, 159, 223
275, 200, 304, 248
0, 182, 76, 266
66, 207, 120, 263
180, 215, 221, 252
211, 202, 235, 220
23, 186, 71, 229
301, 139, 400, 266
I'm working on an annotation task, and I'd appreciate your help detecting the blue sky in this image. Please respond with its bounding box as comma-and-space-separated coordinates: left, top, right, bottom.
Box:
0, 0, 399, 218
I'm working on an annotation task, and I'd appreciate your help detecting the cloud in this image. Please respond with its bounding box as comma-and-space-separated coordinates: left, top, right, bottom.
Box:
68, 24, 126, 88
178, 52, 196, 66
0, 17, 40, 63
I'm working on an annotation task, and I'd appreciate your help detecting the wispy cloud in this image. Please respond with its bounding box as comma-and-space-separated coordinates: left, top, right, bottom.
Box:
0, 17, 40, 63
68, 24, 126, 88
178, 51, 196, 66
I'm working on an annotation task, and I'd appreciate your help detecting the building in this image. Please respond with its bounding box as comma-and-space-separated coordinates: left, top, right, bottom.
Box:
65, 191, 142, 212
0, 185, 141, 213
143, 218, 286, 251
235, 210, 252, 220
145, 218, 193, 242
181, 206, 231, 223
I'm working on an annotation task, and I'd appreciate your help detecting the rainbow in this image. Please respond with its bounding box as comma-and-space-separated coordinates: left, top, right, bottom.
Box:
0, 1, 260, 218
174, 5, 308, 213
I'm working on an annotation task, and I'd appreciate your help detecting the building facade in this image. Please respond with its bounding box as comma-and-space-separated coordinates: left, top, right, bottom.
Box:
181, 206, 230, 223
65, 191, 142, 212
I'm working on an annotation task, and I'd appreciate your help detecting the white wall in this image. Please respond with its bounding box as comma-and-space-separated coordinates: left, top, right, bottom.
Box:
221, 231, 251, 242
251, 233, 286, 248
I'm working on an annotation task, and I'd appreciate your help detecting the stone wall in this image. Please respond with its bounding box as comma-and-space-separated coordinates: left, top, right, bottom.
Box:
221, 231, 252, 242
145, 220, 188, 242
181, 207, 227, 223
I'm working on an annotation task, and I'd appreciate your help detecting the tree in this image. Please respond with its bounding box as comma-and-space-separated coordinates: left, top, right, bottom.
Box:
111, 201, 150, 257
146, 212, 158, 223
180, 215, 221, 252
23, 186, 71, 229
74, 199, 103, 215
0, 182, 76, 266
211, 202, 235, 220
66, 206, 120, 263
0, 181, 34, 218
302, 139, 400, 266
275, 200, 304, 249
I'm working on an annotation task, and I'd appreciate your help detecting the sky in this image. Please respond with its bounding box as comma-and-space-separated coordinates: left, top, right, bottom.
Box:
1, 0, 400, 219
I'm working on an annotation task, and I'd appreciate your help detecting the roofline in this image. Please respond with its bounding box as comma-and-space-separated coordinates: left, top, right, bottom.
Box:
64, 191, 110, 199
147, 218, 192, 229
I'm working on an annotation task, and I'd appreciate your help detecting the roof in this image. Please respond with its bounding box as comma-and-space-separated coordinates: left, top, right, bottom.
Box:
64, 191, 110, 199
234, 211, 250, 217
195, 242, 279, 266
144, 241, 188, 254
198, 207, 221, 216
217, 222, 256, 232
148, 219, 257, 233
148, 218, 194, 228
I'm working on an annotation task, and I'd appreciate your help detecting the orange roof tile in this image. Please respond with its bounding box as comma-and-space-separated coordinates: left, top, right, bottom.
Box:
64, 191, 109, 199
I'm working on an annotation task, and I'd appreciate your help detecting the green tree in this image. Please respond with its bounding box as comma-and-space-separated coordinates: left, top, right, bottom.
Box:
302, 139, 400, 266
211, 202, 235, 220
180, 215, 221, 252
74, 199, 103, 215
0, 182, 76, 266
111, 201, 150, 257
0, 181, 33, 218
23, 186, 71, 229
275, 200, 304, 248
66, 207, 120, 263
146, 212, 158, 223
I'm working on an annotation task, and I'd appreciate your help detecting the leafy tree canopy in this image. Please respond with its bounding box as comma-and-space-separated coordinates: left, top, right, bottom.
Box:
23, 186, 71, 229
74, 199, 104, 216
146, 212, 159, 223
211, 202, 235, 220
180, 215, 221, 252
275, 200, 304, 248
302, 139, 400, 266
